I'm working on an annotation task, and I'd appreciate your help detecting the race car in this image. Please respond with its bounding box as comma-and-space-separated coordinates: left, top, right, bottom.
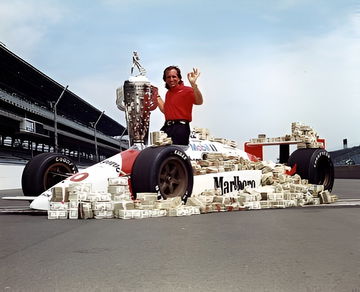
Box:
22, 117, 334, 210
19, 121, 334, 211
12, 57, 335, 210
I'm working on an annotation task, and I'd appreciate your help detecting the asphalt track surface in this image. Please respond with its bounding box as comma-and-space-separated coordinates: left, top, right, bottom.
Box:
1, 179, 360, 292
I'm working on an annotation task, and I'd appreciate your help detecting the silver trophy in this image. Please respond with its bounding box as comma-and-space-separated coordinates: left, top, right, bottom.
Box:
116, 52, 158, 148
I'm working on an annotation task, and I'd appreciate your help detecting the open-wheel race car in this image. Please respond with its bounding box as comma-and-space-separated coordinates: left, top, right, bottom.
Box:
18, 56, 334, 211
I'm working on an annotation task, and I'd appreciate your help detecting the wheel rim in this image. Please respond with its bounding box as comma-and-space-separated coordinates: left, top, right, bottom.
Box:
158, 156, 188, 199
43, 162, 73, 190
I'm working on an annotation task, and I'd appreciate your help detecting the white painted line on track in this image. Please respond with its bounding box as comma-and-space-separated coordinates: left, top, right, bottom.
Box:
0, 208, 46, 214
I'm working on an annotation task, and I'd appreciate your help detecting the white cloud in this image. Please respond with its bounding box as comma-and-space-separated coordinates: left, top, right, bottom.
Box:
0, 0, 65, 57
189, 12, 360, 154
2, 0, 357, 158
71, 11, 359, 157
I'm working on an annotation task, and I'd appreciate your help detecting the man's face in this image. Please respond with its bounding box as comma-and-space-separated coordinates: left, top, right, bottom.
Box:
165, 69, 180, 88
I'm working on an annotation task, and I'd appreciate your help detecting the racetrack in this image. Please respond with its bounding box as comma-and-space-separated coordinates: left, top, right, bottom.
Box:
1, 179, 360, 291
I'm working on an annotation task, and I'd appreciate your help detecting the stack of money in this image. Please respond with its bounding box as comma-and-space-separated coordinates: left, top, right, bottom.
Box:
118, 209, 143, 219
155, 197, 183, 210
247, 122, 324, 149
86, 192, 112, 202
308, 184, 324, 195
185, 196, 207, 212
108, 177, 129, 186
108, 185, 130, 196
51, 186, 68, 202
108, 176, 132, 200
68, 208, 79, 220
68, 200, 79, 219
92, 201, 114, 219
191, 161, 204, 175
243, 201, 262, 210
210, 137, 226, 144
47, 141, 338, 220
48, 201, 69, 219
261, 172, 274, 185
68, 191, 87, 201
319, 190, 336, 204
188, 193, 213, 214
68, 182, 92, 193
118, 209, 167, 219
168, 206, 200, 216
136, 193, 158, 209
192, 127, 210, 140
150, 131, 172, 146
113, 200, 135, 218
225, 139, 237, 148
48, 210, 68, 219
79, 202, 94, 219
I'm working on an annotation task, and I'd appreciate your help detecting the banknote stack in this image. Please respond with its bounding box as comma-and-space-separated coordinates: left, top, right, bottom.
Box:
210, 137, 237, 148
192, 152, 244, 175
192, 127, 210, 140
47, 178, 204, 219
48, 142, 337, 220
48, 201, 69, 219
189, 153, 337, 211
108, 176, 132, 201
150, 131, 172, 146
291, 122, 324, 148
248, 122, 324, 149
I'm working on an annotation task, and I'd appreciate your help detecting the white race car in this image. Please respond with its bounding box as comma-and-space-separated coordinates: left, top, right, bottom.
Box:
7, 59, 335, 210
18, 127, 334, 211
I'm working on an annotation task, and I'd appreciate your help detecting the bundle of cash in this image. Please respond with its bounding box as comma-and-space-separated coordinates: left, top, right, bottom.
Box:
150, 131, 172, 146
48, 210, 68, 219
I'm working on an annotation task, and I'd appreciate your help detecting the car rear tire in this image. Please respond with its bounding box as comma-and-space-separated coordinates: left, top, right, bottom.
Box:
287, 148, 334, 191
22, 153, 78, 196
131, 146, 193, 201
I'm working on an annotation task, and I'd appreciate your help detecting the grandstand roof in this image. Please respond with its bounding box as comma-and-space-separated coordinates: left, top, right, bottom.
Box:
330, 145, 360, 165
0, 45, 126, 137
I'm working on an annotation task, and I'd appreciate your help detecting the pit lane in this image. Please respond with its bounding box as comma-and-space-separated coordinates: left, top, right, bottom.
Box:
1, 179, 360, 291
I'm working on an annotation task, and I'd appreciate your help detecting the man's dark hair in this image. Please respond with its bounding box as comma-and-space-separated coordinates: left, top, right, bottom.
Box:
163, 66, 183, 89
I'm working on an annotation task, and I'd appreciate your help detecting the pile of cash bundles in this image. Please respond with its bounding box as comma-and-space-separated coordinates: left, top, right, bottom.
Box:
47, 177, 200, 220
48, 162, 336, 220
192, 127, 237, 148
249, 122, 324, 149
188, 181, 335, 213
191, 155, 337, 211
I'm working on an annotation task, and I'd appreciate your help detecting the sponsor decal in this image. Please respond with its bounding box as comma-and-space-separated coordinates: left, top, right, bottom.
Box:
313, 151, 330, 168
189, 142, 218, 152
174, 149, 188, 160
99, 160, 121, 173
214, 176, 256, 194
70, 172, 89, 182
55, 156, 74, 166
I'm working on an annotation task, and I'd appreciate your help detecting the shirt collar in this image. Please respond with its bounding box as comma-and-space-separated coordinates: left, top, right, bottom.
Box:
169, 83, 184, 93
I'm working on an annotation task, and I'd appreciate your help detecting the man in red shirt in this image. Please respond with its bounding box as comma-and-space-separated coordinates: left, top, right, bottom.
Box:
157, 66, 203, 145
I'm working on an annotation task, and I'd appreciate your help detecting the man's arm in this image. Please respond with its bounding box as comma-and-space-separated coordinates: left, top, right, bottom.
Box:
188, 68, 203, 105
157, 95, 165, 113
191, 84, 203, 105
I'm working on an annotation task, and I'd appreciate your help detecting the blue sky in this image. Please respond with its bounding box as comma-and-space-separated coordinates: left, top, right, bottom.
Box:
1, 0, 359, 156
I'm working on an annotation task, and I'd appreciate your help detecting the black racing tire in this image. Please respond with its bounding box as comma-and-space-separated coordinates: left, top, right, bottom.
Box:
287, 148, 334, 191
22, 153, 78, 196
131, 145, 193, 201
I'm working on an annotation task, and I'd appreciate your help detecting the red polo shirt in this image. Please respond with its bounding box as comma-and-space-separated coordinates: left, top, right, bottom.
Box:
164, 84, 195, 122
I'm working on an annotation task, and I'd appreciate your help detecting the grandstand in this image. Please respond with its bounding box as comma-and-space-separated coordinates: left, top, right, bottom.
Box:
0, 44, 128, 166
330, 146, 360, 166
